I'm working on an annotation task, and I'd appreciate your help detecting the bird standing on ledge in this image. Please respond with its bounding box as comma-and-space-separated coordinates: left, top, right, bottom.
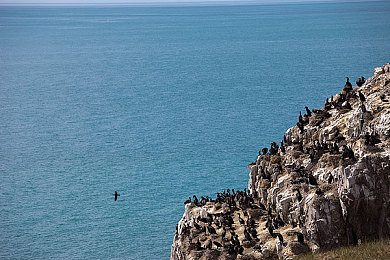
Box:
113, 191, 120, 201
356, 76, 365, 87
344, 77, 353, 91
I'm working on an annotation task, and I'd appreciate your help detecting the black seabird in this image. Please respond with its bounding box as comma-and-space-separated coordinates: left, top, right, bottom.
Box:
295, 232, 305, 244
205, 239, 212, 250
308, 174, 318, 185
221, 228, 226, 239
238, 213, 245, 225
344, 77, 353, 91
244, 228, 252, 241
356, 76, 365, 87
207, 225, 217, 234
268, 226, 275, 237
328, 174, 334, 184
113, 191, 120, 201
296, 189, 303, 202
276, 233, 285, 246
315, 188, 323, 196
305, 106, 312, 117
193, 222, 201, 230
358, 91, 366, 102
184, 197, 191, 204
196, 239, 202, 250
214, 241, 222, 248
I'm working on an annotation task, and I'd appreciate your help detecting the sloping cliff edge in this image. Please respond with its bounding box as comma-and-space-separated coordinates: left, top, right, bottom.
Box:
171, 64, 390, 259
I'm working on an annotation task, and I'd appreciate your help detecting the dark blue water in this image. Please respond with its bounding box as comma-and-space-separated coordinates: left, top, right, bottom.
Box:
1, 1, 389, 259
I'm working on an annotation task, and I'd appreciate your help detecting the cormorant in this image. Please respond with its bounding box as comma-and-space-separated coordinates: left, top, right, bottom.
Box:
305, 106, 312, 117
276, 233, 285, 246
184, 197, 191, 204
238, 213, 245, 225
193, 222, 201, 230
221, 228, 226, 239
356, 76, 365, 87
207, 225, 217, 234
295, 232, 305, 244
196, 239, 202, 250
358, 91, 366, 102
214, 241, 222, 248
244, 228, 252, 241
297, 189, 303, 202
268, 226, 275, 237
205, 239, 212, 250
315, 188, 323, 196
344, 77, 353, 91
276, 214, 285, 227
193, 195, 199, 206
328, 174, 334, 184
113, 191, 120, 201
361, 103, 367, 113
308, 174, 318, 185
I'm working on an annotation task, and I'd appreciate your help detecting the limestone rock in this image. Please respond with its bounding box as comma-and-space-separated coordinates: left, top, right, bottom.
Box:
171, 63, 390, 259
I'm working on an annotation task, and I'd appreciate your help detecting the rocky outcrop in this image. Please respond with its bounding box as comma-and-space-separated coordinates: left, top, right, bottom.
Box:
171, 63, 390, 259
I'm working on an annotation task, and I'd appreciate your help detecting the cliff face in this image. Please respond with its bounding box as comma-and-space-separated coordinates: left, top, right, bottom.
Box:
171, 64, 390, 259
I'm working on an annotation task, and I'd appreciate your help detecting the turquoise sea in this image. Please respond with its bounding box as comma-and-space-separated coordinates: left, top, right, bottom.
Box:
1, 1, 389, 259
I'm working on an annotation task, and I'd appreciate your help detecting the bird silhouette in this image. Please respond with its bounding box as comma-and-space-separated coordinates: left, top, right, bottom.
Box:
113, 191, 120, 201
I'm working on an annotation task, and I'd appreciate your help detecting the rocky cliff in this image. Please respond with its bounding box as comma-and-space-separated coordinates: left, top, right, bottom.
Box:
171, 63, 390, 259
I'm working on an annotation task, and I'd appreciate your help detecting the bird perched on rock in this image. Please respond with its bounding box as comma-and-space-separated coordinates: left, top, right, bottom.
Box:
358, 91, 366, 102
195, 239, 202, 250
193, 195, 199, 206
356, 76, 365, 87
238, 213, 245, 225
112, 191, 120, 201
276, 233, 286, 246
205, 239, 212, 250
193, 222, 201, 230
221, 228, 226, 239
295, 232, 305, 244
328, 174, 334, 184
344, 77, 353, 91
315, 188, 323, 196
305, 106, 312, 117
213, 241, 222, 248
244, 228, 252, 241
308, 174, 318, 185
184, 197, 191, 204
207, 225, 217, 234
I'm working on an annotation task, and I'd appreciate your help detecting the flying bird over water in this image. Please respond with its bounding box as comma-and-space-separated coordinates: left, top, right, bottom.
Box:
113, 191, 120, 201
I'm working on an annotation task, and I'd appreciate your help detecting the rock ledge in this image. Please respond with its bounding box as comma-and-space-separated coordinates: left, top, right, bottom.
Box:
171, 64, 390, 259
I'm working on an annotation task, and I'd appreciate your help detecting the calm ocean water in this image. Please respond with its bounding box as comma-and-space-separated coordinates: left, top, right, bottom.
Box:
0, 1, 389, 259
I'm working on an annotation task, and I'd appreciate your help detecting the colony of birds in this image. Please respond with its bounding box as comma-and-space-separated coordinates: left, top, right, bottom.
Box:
176, 188, 305, 259
172, 64, 390, 259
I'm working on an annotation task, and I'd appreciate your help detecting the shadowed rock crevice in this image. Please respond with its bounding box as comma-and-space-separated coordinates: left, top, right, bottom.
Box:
171, 63, 390, 259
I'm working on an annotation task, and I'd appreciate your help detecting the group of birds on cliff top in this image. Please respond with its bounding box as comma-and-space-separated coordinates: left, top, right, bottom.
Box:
179, 189, 304, 254
178, 75, 377, 255
258, 76, 370, 162
253, 76, 374, 198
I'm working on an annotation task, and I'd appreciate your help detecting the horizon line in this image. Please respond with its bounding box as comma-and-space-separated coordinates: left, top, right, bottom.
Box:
0, 0, 381, 7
